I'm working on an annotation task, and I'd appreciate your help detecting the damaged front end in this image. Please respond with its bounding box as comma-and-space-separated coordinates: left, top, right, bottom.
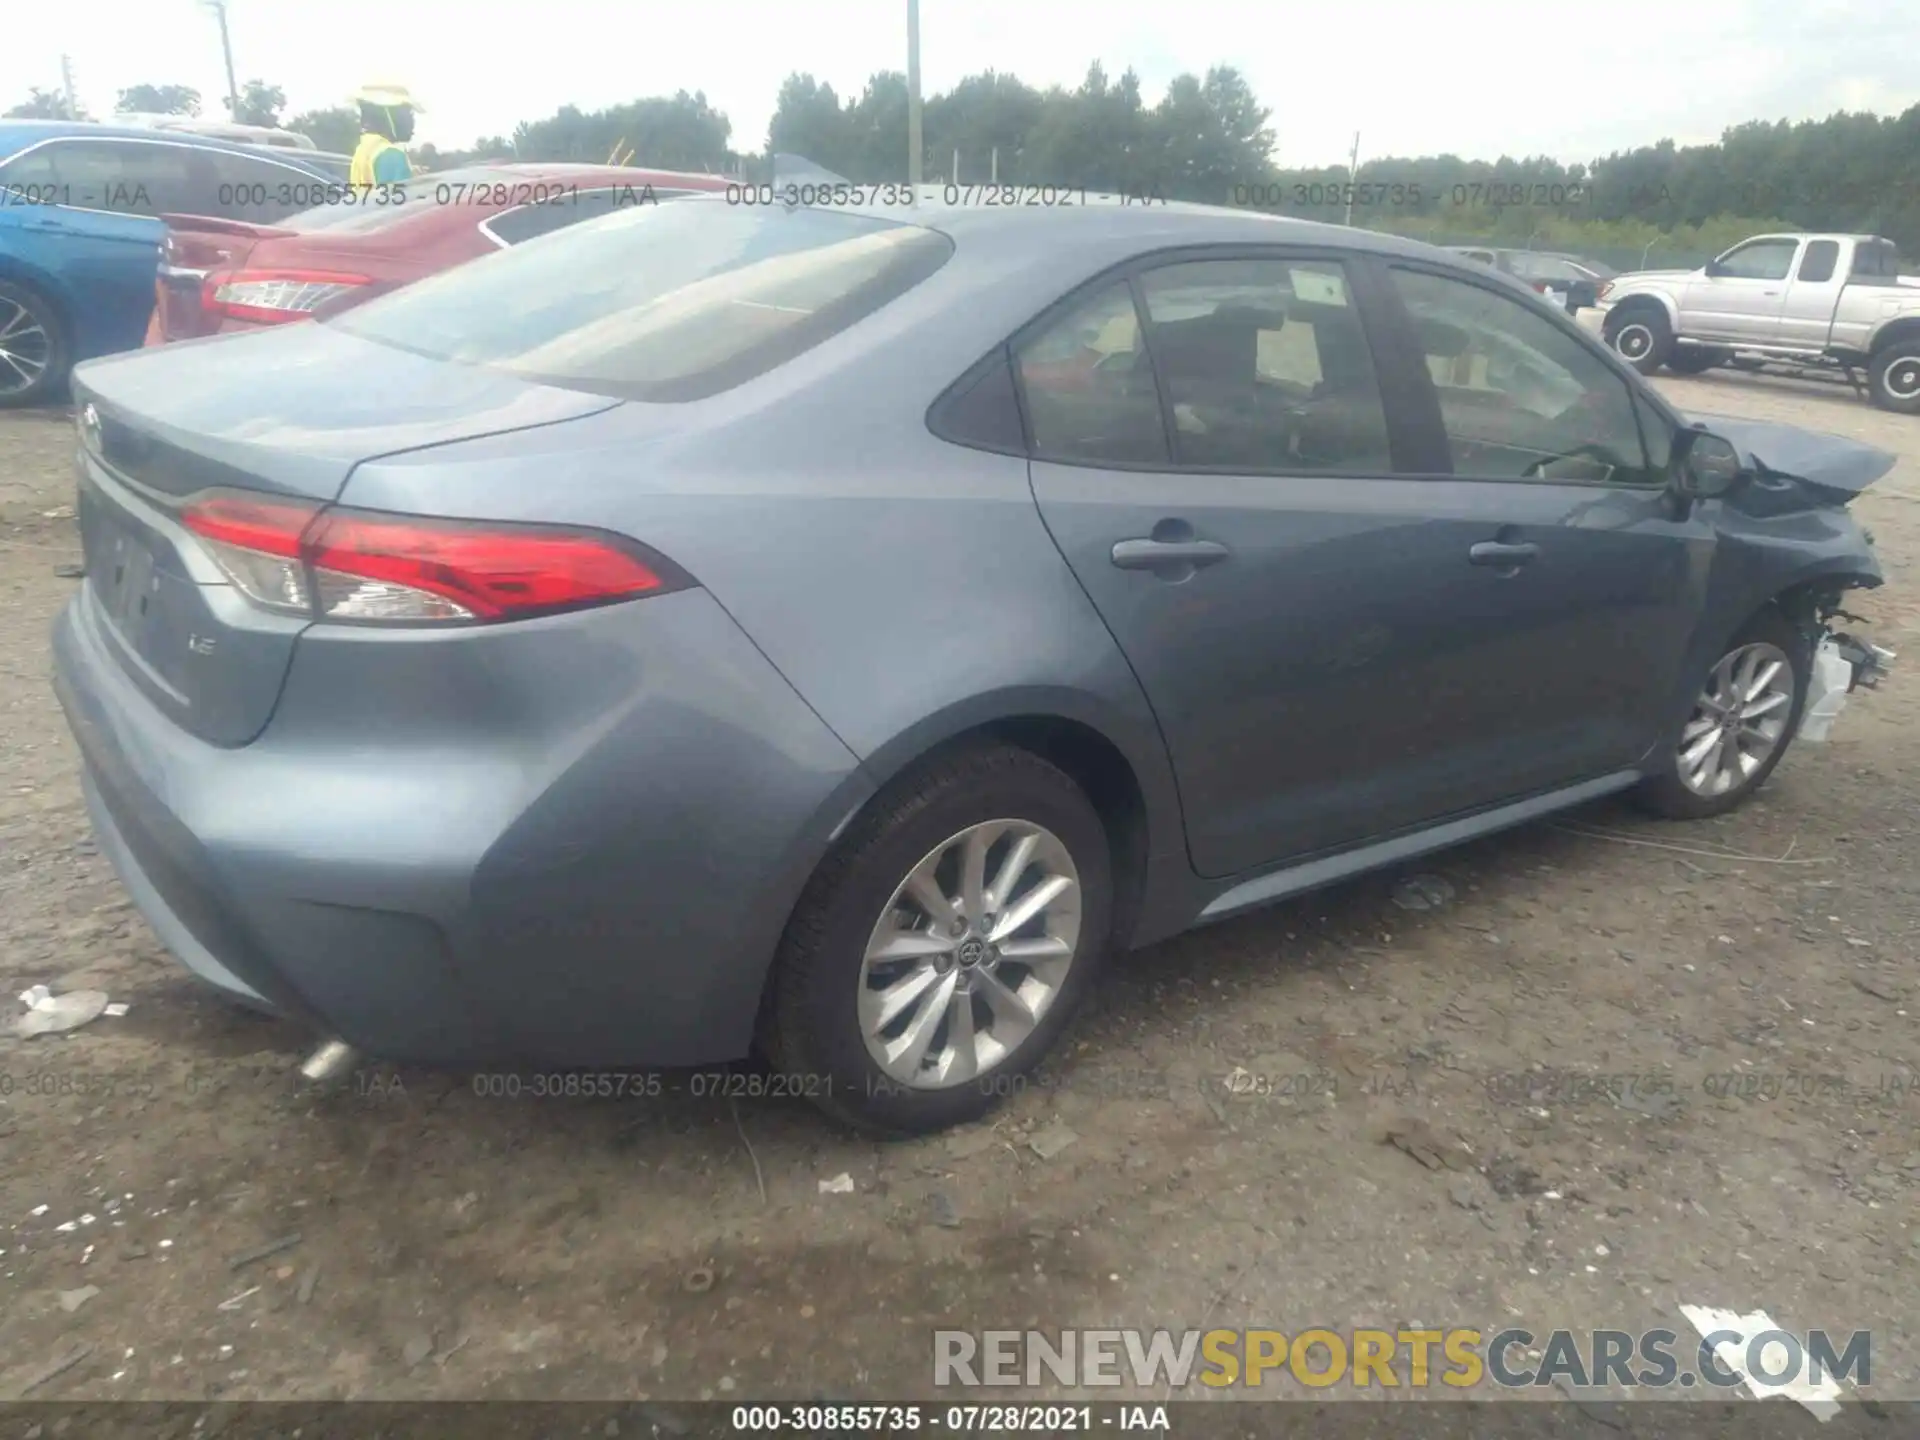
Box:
1685, 414, 1898, 741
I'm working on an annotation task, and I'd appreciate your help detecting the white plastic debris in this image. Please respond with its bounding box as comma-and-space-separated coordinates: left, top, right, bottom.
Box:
14, 988, 111, 1038
30, 1205, 49, 1218
103, 1003, 129, 1018
1798, 640, 1854, 744
1680, 1303, 1844, 1422
818, 1173, 856, 1195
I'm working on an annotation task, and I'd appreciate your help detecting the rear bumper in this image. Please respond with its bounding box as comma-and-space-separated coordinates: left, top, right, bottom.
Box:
51, 582, 872, 1068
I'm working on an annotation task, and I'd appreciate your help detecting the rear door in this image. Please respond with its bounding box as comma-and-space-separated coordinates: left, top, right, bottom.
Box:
0, 137, 209, 354
1775, 238, 1846, 350
1023, 249, 1707, 879
1684, 236, 1800, 342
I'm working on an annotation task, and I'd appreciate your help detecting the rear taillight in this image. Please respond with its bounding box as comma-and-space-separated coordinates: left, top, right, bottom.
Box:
180, 492, 687, 625
1597, 281, 1614, 302
201, 268, 372, 325
1530, 281, 1549, 293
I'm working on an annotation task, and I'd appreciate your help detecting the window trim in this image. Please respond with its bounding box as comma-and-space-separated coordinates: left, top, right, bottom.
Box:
1000, 243, 1424, 479
1379, 258, 1668, 489
0, 134, 328, 221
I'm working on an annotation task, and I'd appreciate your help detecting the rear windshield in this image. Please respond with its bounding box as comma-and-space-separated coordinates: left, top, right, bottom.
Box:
281, 165, 510, 234
328, 199, 956, 401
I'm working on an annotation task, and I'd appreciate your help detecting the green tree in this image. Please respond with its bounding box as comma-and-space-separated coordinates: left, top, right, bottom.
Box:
286, 106, 359, 154
768, 74, 855, 174
232, 79, 286, 128
5, 87, 81, 119
115, 83, 201, 116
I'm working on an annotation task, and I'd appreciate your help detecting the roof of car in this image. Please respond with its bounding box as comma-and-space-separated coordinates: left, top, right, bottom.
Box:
679, 187, 1455, 263
0, 118, 335, 167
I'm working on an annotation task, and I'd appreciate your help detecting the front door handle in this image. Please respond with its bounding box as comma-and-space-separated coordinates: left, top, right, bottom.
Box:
1469, 540, 1538, 567
1111, 538, 1231, 571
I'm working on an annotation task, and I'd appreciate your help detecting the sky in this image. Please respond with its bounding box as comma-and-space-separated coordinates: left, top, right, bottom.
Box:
6, 0, 1919, 168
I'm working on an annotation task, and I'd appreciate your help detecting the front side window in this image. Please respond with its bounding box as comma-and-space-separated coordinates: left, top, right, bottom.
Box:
1015, 282, 1167, 466
1391, 267, 1652, 484
0, 140, 201, 217
1714, 239, 1798, 282
1136, 258, 1392, 472
330, 199, 954, 401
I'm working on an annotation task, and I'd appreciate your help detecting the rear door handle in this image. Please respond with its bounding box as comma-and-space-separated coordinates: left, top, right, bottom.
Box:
1111, 538, 1231, 571
1469, 540, 1538, 567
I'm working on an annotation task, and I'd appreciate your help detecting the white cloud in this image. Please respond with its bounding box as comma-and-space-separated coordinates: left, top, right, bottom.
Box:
5, 0, 1918, 167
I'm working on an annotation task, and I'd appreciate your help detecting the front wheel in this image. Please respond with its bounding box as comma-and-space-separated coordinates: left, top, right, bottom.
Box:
1634, 609, 1810, 821
1604, 307, 1673, 375
765, 744, 1113, 1136
1866, 344, 1920, 415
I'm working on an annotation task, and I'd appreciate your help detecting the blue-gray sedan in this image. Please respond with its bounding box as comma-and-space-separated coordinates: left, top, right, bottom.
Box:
52, 191, 1895, 1132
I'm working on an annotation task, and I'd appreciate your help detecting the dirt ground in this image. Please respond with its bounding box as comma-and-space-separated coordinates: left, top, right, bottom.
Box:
1, 369, 1916, 1408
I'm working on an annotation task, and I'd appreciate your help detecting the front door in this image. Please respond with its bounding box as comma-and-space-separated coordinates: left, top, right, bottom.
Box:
1020, 252, 1709, 879
1683, 236, 1802, 344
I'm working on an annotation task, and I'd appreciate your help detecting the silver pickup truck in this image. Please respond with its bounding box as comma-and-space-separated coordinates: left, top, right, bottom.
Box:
1595, 232, 1920, 414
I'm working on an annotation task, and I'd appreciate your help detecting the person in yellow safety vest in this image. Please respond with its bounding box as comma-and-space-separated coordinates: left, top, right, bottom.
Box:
349, 84, 422, 190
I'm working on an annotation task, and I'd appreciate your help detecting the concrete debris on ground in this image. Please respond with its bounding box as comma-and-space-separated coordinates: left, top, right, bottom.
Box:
1027, 1121, 1080, 1159
817, 1173, 855, 1194
1390, 875, 1455, 912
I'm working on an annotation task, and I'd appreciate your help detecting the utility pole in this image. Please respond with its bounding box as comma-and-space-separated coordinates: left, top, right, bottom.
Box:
203, 0, 241, 121
1343, 131, 1361, 226
906, 0, 923, 184
59, 54, 78, 119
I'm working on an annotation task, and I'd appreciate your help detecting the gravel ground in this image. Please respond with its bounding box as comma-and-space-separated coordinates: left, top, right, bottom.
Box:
0, 371, 1915, 1406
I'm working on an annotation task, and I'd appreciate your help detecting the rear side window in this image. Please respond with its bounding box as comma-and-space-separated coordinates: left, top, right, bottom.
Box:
199, 148, 330, 224
330, 200, 955, 401
1015, 282, 1168, 466
1798, 240, 1839, 283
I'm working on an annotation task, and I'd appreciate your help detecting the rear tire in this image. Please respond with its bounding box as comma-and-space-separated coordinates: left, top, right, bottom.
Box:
766, 743, 1113, 1137
0, 281, 69, 409
1866, 344, 1920, 415
1666, 347, 1728, 375
1604, 306, 1673, 375
1634, 608, 1811, 821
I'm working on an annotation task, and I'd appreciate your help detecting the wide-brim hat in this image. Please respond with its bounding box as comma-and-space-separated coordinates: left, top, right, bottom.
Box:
354, 85, 423, 111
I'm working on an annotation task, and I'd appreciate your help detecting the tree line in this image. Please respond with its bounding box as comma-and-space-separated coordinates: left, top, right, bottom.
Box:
9, 66, 1919, 261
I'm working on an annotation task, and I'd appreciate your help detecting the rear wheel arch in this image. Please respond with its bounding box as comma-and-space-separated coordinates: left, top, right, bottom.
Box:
1868, 317, 1920, 355
840, 709, 1157, 948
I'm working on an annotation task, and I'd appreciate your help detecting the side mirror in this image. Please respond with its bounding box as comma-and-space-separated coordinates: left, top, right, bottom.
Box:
1702, 260, 1726, 279
1673, 428, 1744, 500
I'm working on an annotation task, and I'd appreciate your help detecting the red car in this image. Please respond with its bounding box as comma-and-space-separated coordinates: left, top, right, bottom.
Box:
148, 162, 734, 343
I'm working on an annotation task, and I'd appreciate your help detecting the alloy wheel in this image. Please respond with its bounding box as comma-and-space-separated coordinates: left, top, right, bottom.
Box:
1884, 357, 1920, 402
857, 819, 1082, 1089
0, 298, 51, 398
1611, 322, 1654, 363
1677, 641, 1795, 797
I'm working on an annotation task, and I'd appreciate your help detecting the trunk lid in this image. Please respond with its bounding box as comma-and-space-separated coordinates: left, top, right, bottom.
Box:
155, 215, 292, 341
71, 325, 619, 746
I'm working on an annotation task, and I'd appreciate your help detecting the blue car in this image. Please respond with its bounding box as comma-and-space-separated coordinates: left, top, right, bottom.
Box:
0, 120, 342, 406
